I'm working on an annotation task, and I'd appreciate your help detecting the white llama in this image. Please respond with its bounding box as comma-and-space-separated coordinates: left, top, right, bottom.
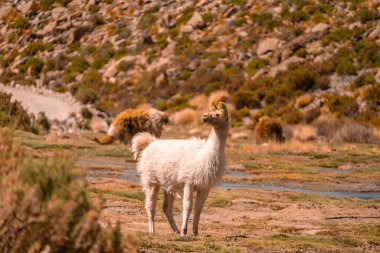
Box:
131, 101, 229, 236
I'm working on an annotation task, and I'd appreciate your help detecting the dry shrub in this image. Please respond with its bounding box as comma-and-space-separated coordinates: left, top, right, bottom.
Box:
208, 90, 230, 105
314, 116, 378, 143
254, 117, 285, 144
188, 94, 208, 111
0, 128, 136, 253
136, 103, 152, 109
169, 108, 199, 125
295, 93, 312, 108
292, 124, 317, 141
332, 121, 378, 143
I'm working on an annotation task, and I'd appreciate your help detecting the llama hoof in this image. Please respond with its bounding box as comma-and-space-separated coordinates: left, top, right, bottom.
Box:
180, 229, 187, 236
174, 230, 180, 234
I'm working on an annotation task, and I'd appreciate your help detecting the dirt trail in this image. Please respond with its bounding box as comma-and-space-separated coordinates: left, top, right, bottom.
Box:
0, 84, 81, 121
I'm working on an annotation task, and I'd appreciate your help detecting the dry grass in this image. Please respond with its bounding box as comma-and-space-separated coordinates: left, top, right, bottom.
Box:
292, 124, 317, 141
188, 94, 208, 111
314, 116, 378, 143
169, 108, 199, 125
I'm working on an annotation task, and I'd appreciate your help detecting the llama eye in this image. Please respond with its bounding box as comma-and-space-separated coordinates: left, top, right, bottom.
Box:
216, 113, 220, 117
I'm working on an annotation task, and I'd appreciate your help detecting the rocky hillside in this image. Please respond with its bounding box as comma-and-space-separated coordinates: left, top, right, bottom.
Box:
0, 0, 379, 128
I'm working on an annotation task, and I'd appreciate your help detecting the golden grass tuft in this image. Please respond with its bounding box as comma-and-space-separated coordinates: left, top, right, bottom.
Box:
189, 94, 208, 111
295, 93, 312, 108
208, 90, 230, 105
292, 124, 317, 142
169, 108, 200, 125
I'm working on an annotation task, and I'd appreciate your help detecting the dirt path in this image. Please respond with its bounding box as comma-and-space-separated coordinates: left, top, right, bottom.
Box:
0, 83, 81, 121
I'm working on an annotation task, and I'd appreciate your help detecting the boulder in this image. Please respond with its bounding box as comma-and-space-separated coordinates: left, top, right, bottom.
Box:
17, 0, 33, 14
257, 37, 281, 57
268, 56, 305, 77
311, 23, 330, 33
187, 12, 205, 29
0, 6, 11, 19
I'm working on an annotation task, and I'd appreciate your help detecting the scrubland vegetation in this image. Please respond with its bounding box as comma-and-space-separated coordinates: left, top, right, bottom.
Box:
0, 128, 136, 252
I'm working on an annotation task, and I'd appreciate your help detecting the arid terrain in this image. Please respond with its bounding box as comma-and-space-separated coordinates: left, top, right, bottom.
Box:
15, 125, 380, 253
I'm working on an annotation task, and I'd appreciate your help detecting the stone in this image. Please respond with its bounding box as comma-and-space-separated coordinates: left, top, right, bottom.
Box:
306, 41, 323, 55
17, 0, 33, 14
103, 60, 119, 79
0, 6, 11, 19
369, 23, 380, 39
268, 56, 305, 77
257, 37, 281, 57
311, 23, 330, 33
187, 11, 205, 29
180, 24, 193, 33
231, 131, 251, 140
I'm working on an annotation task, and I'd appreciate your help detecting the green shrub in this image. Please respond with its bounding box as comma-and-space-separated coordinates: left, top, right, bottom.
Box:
70, 83, 98, 104
117, 60, 134, 72
354, 39, 380, 68
65, 56, 89, 74
232, 89, 260, 109
40, 0, 72, 10
19, 57, 44, 76
364, 83, 380, 110
0, 91, 37, 133
178, 69, 192, 80
246, 58, 268, 76
22, 42, 53, 57
81, 107, 93, 119
202, 13, 215, 23
292, 10, 309, 22
10, 18, 29, 29
1, 49, 18, 67
327, 94, 359, 117
328, 28, 353, 42
139, 6, 159, 29
351, 72, 375, 89
0, 129, 132, 252
176, 6, 195, 24
283, 66, 318, 92
282, 108, 302, 124
358, 8, 378, 23
205, 81, 223, 94
252, 12, 280, 30
335, 58, 356, 75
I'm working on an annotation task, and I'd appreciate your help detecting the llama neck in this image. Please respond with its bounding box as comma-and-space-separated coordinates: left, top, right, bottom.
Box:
203, 125, 229, 158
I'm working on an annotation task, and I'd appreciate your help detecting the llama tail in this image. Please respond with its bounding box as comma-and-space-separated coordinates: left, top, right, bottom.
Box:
131, 132, 157, 160
94, 134, 115, 145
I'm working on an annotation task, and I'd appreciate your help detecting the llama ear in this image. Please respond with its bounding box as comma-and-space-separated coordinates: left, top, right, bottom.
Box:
217, 101, 227, 114
210, 101, 217, 111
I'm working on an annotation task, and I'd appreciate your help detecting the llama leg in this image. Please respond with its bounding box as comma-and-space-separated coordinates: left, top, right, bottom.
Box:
180, 184, 193, 236
192, 188, 210, 236
145, 186, 159, 233
163, 192, 180, 234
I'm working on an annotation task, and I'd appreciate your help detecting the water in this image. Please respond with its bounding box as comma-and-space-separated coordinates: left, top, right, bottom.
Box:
81, 159, 379, 200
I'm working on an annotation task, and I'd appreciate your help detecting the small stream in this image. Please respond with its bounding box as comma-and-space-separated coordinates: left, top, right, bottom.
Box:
79, 159, 380, 200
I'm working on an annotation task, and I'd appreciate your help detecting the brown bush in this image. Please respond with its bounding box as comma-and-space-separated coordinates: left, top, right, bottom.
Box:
254, 117, 285, 144
314, 117, 378, 143
0, 129, 136, 252
169, 108, 199, 125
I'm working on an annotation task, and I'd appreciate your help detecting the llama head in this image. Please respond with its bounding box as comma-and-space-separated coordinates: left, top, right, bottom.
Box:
202, 101, 229, 128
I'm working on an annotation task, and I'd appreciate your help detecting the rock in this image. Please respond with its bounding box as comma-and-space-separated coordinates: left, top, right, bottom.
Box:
0, 6, 11, 19
231, 131, 251, 140
90, 116, 108, 133
306, 41, 323, 55
17, 0, 33, 14
103, 60, 119, 79
180, 24, 193, 33
268, 56, 305, 77
311, 23, 330, 33
187, 11, 205, 29
369, 22, 380, 39
257, 37, 281, 57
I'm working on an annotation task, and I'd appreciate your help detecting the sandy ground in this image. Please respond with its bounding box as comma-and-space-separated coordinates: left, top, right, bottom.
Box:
0, 84, 81, 121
